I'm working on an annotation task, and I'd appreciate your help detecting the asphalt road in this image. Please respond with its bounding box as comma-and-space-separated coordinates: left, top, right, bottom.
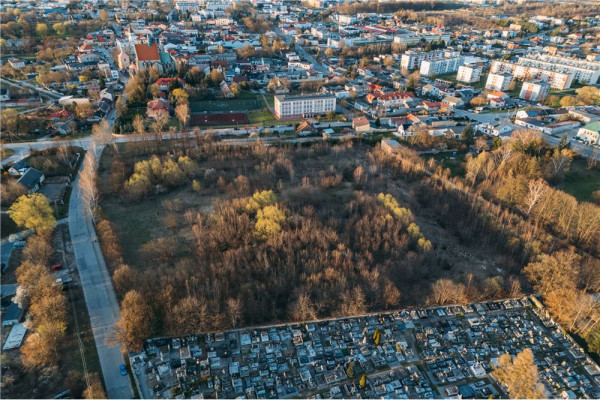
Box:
0, 77, 63, 100
452, 109, 515, 124
68, 144, 133, 399
295, 43, 329, 75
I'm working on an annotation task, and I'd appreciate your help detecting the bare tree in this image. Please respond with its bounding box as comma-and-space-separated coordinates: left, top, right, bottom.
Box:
586, 146, 599, 170
175, 102, 190, 130
291, 292, 317, 321
431, 279, 467, 305
56, 145, 71, 166
79, 144, 99, 221
491, 348, 546, 399
92, 119, 112, 146
226, 297, 242, 328
521, 178, 548, 216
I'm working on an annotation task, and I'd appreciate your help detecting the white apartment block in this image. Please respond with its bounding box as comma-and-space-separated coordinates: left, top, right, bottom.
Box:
420, 56, 464, 77
274, 95, 336, 120
400, 50, 445, 71
393, 32, 451, 46
520, 81, 550, 103
490, 60, 573, 90
175, 0, 199, 12
456, 65, 482, 83
518, 54, 600, 85
485, 73, 513, 91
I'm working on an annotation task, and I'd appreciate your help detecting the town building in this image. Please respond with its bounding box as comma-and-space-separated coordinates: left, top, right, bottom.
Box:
17, 168, 45, 194
485, 73, 513, 91
518, 54, 600, 85
273, 94, 336, 120
520, 81, 550, 103
576, 122, 600, 144
420, 56, 464, 77
400, 50, 446, 71
456, 65, 482, 83
490, 60, 573, 90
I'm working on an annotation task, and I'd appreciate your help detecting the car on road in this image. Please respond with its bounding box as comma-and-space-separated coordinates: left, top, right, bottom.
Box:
120, 364, 127, 376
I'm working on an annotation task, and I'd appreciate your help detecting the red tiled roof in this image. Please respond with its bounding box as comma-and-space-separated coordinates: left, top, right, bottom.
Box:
353, 116, 370, 127
135, 43, 160, 61
147, 98, 170, 111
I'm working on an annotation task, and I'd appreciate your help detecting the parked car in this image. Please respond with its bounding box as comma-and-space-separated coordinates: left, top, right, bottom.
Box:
50, 264, 63, 271
120, 364, 127, 376
12, 241, 26, 249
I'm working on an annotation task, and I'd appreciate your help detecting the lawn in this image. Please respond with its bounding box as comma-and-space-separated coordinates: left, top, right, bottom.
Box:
431, 151, 467, 178
559, 158, 600, 202
190, 97, 262, 113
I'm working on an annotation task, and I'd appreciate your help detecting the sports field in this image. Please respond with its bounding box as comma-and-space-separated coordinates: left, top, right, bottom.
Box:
189, 97, 261, 112
190, 112, 250, 125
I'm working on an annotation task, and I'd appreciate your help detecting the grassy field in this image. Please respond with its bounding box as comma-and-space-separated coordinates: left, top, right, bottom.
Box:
190, 97, 262, 113
560, 158, 600, 202
431, 151, 467, 177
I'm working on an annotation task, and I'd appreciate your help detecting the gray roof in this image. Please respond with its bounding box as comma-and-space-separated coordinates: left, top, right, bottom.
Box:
17, 168, 44, 190
2, 302, 23, 323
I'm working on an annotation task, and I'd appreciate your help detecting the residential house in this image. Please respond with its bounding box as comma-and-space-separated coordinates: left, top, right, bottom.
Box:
17, 168, 45, 194
295, 121, 315, 136
156, 77, 185, 91
8, 160, 30, 176
442, 96, 464, 109
352, 116, 371, 132
146, 98, 171, 120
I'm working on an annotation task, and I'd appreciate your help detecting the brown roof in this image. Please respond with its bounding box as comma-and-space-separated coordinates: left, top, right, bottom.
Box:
135, 43, 160, 61
353, 116, 370, 127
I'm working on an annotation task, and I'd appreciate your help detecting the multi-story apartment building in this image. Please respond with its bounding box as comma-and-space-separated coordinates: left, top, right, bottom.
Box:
393, 32, 451, 46
520, 81, 550, 103
485, 73, 513, 91
456, 64, 482, 83
274, 95, 336, 120
490, 60, 573, 90
420, 56, 464, 77
175, 0, 199, 12
518, 54, 600, 85
400, 50, 445, 70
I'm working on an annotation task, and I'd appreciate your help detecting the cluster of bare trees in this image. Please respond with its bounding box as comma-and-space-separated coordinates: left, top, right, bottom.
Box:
491, 348, 546, 399
463, 130, 600, 256
96, 137, 599, 361
79, 144, 99, 221
98, 141, 474, 343
15, 231, 67, 371
524, 250, 600, 352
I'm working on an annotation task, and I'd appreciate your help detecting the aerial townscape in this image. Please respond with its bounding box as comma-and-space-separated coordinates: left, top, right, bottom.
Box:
0, 0, 600, 399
